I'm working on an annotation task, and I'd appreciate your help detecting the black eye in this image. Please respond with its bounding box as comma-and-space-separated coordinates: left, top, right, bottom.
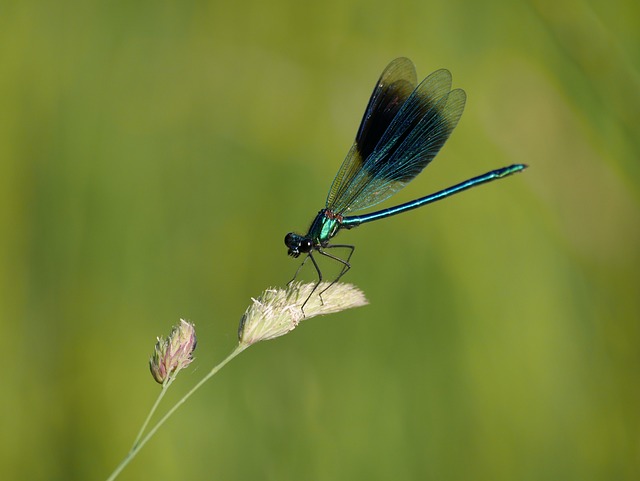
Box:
301, 239, 313, 252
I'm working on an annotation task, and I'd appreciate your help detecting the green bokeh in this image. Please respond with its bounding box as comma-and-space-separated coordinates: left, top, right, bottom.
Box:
1, 0, 638, 479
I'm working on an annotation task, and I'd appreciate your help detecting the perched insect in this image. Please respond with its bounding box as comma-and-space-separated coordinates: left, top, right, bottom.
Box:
285, 58, 526, 307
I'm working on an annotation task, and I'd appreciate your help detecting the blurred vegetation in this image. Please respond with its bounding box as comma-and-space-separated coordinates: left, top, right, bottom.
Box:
1, 0, 638, 480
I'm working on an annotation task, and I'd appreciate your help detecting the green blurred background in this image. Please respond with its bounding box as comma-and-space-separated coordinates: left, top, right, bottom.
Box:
1, 0, 638, 479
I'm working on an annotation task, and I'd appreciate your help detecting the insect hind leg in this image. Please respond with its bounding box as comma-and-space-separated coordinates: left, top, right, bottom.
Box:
291, 245, 355, 316
317, 244, 355, 299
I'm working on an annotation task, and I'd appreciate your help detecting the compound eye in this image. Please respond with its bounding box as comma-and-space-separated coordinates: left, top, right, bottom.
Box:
301, 238, 313, 253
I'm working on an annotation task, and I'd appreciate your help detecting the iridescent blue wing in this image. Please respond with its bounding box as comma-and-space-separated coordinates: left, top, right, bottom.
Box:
326, 57, 417, 210
326, 60, 466, 214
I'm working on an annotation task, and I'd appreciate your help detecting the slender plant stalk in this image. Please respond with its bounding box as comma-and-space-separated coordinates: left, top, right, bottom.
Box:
105, 344, 247, 481
131, 375, 175, 449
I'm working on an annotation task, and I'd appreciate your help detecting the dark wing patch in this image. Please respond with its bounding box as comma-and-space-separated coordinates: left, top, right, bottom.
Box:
355, 57, 417, 162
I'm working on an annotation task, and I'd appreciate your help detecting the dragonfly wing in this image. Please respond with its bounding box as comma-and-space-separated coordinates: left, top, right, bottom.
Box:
328, 68, 466, 214
326, 58, 417, 211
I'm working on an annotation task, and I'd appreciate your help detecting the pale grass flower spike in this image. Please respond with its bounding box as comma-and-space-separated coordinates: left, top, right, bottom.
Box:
238, 282, 368, 347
